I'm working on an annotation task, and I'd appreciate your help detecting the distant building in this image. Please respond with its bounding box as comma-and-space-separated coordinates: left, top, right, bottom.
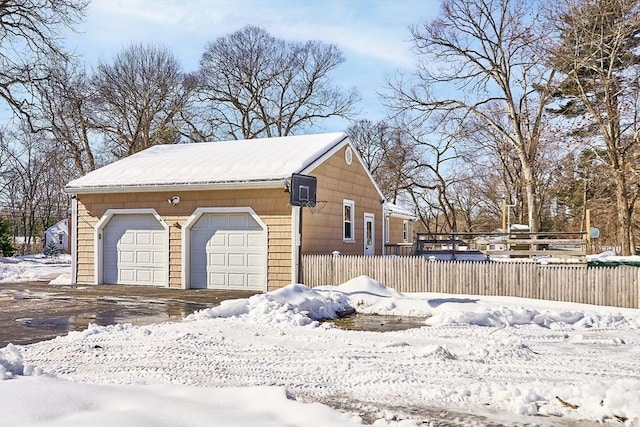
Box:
44, 219, 69, 253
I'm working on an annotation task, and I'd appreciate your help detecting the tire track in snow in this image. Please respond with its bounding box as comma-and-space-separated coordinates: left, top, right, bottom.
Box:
18, 317, 640, 426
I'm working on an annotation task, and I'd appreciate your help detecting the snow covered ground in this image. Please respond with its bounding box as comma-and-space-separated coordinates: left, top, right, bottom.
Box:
1, 257, 639, 426
0, 254, 71, 284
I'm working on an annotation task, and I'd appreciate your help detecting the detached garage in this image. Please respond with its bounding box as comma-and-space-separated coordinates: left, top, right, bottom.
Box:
64, 132, 385, 291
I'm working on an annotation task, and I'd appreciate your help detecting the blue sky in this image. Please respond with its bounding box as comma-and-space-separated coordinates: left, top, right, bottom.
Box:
63, 0, 441, 132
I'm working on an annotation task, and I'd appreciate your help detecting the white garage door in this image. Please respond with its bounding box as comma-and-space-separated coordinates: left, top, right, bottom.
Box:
190, 213, 266, 290
103, 214, 167, 286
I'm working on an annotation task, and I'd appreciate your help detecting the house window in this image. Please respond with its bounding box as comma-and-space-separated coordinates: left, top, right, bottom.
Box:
402, 220, 409, 242
343, 199, 355, 242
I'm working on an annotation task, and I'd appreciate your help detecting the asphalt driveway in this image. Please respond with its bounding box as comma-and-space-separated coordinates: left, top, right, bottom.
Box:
0, 282, 257, 347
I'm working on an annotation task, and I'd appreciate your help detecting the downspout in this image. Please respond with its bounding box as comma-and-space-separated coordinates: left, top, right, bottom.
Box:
70, 195, 78, 284
291, 205, 301, 284
381, 202, 387, 255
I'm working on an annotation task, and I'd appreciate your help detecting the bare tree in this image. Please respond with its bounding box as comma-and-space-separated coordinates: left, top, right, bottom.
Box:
347, 120, 418, 202
32, 59, 98, 175
0, 0, 87, 122
198, 25, 359, 140
386, 0, 556, 233
406, 121, 466, 233
93, 43, 196, 158
546, 0, 640, 254
0, 127, 71, 254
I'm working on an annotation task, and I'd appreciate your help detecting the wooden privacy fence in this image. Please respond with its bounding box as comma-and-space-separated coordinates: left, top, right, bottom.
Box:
302, 255, 640, 309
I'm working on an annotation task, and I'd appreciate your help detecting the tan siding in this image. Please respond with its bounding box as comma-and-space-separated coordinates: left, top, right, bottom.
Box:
76, 201, 97, 284
388, 217, 411, 244
266, 214, 292, 289
302, 146, 383, 255
75, 188, 292, 290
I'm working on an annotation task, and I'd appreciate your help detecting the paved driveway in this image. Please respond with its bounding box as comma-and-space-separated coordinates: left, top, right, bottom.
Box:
0, 282, 257, 347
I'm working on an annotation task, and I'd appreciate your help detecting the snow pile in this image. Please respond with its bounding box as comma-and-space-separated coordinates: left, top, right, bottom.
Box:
0, 378, 364, 427
63, 323, 136, 342
187, 283, 352, 325
0, 254, 71, 283
0, 344, 45, 379
320, 275, 419, 315
316, 276, 640, 330
424, 304, 640, 329
553, 380, 640, 423
587, 251, 640, 263
49, 273, 72, 285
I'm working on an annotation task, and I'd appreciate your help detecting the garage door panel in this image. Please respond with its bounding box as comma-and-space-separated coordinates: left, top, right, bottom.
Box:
228, 234, 245, 246
136, 251, 151, 264
136, 232, 152, 245
136, 270, 153, 283
120, 251, 135, 263
247, 234, 263, 246
209, 273, 226, 287
119, 233, 134, 245
228, 253, 245, 266
209, 233, 226, 247
247, 253, 263, 266
247, 274, 263, 287
190, 213, 266, 291
152, 251, 165, 264
120, 269, 135, 282
103, 214, 166, 286
228, 273, 245, 287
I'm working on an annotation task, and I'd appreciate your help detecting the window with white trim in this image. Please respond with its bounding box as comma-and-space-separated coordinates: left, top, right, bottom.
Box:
343, 199, 355, 242
402, 220, 409, 242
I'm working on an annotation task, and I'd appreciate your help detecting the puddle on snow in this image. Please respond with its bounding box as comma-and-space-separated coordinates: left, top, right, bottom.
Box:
14, 301, 209, 335
329, 313, 426, 332
16, 316, 79, 333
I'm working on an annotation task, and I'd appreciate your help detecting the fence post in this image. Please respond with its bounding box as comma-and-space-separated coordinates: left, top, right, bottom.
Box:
332, 250, 340, 285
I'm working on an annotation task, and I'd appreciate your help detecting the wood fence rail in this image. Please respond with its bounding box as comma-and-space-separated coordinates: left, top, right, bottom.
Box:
302, 255, 640, 309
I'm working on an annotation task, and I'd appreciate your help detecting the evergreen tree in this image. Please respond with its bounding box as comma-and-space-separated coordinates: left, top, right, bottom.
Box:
0, 217, 15, 257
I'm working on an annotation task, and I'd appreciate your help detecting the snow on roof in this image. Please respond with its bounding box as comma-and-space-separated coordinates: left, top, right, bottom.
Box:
384, 202, 416, 219
45, 219, 67, 234
65, 133, 349, 193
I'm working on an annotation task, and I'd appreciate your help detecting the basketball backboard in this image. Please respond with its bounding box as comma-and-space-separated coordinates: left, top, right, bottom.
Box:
290, 173, 317, 207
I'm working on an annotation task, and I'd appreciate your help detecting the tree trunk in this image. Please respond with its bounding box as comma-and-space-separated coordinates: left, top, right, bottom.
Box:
614, 170, 633, 255
520, 159, 539, 234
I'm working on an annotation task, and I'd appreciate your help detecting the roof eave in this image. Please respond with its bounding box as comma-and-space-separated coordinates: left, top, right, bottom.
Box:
64, 179, 287, 195
388, 212, 417, 220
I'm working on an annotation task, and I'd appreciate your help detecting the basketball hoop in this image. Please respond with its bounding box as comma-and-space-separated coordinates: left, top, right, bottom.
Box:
302, 200, 327, 215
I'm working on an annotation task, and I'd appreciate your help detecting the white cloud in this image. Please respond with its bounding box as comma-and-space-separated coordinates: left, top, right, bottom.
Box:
62, 0, 440, 124
78, 0, 437, 67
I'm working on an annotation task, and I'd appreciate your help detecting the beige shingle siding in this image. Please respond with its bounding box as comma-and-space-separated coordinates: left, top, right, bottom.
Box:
387, 217, 406, 245
302, 146, 383, 255
75, 188, 292, 290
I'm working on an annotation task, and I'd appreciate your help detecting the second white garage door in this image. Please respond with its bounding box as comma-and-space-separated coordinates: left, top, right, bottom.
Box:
189, 213, 267, 290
